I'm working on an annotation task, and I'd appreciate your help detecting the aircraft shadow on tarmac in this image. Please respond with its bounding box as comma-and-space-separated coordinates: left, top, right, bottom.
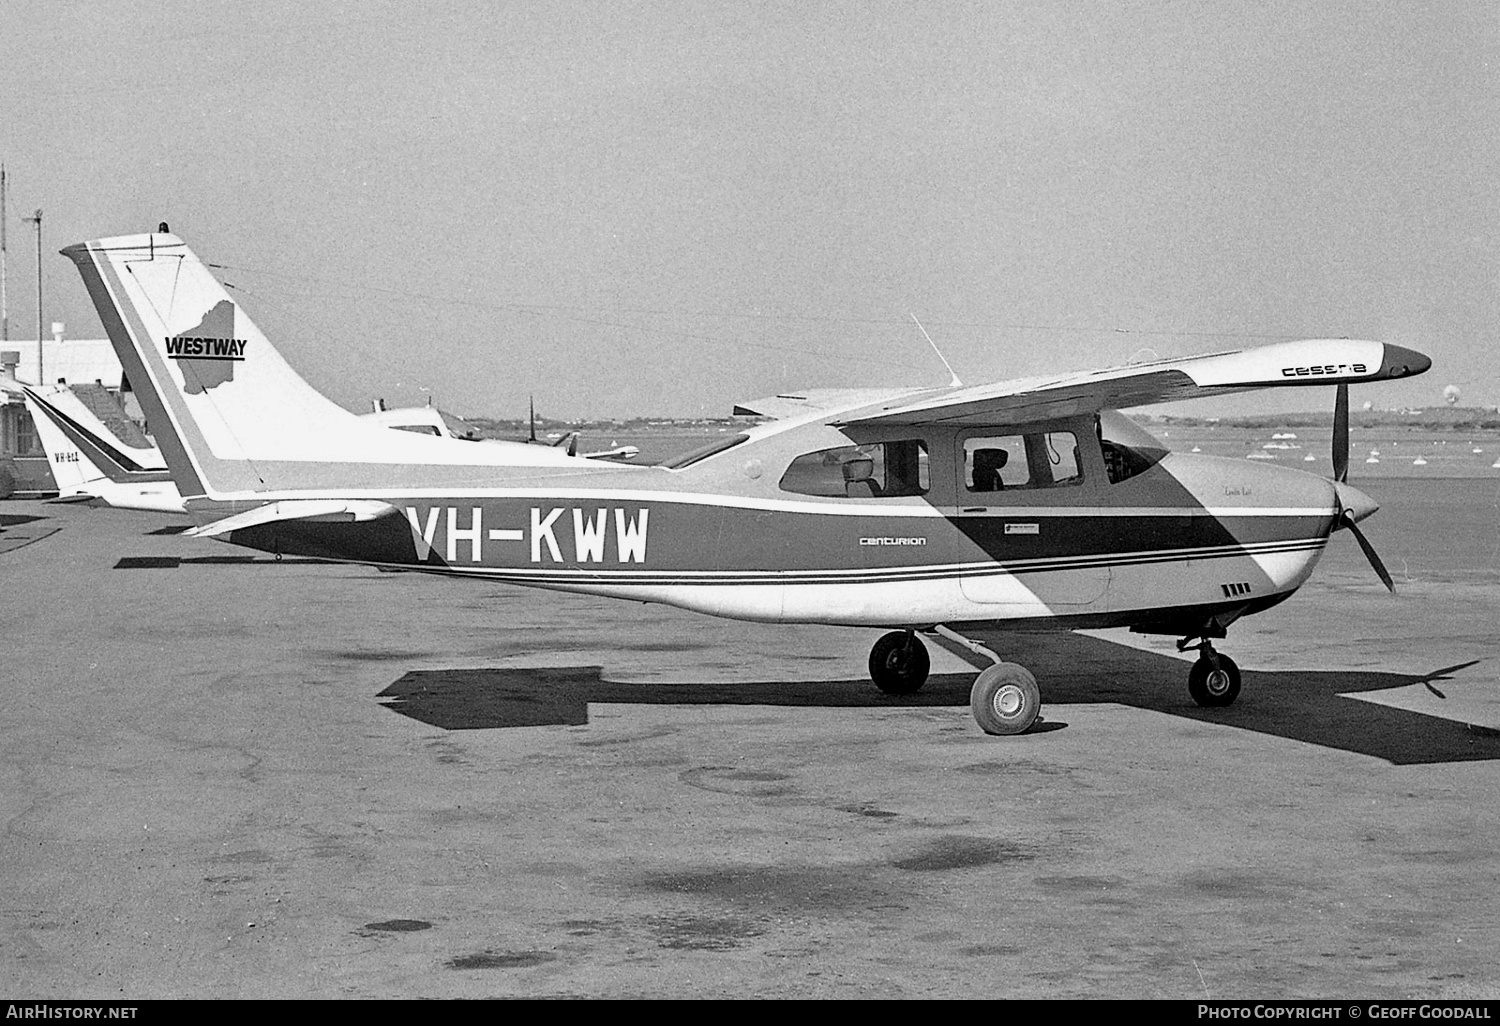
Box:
376, 632, 1495, 766
113, 555, 333, 568
0, 513, 61, 554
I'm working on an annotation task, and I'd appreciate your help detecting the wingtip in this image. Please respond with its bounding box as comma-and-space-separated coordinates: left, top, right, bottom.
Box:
1380, 344, 1431, 379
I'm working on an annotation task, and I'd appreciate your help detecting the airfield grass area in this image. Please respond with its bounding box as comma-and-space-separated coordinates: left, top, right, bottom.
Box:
1, 465, 1498, 999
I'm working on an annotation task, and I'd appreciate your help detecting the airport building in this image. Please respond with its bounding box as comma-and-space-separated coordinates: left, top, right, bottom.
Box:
0, 327, 140, 497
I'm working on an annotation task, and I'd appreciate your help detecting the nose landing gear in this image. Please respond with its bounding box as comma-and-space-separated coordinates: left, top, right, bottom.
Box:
1180, 636, 1241, 708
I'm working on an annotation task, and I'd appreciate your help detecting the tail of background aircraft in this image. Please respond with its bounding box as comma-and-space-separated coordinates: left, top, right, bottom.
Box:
62, 231, 585, 503
22, 385, 184, 513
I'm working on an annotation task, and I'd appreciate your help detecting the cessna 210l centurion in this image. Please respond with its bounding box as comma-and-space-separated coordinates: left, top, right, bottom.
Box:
64, 230, 1430, 735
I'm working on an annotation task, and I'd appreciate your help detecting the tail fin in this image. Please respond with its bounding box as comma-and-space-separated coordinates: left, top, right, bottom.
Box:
23, 386, 116, 495
24, 385, 165, 479
23, 385, 183, 512
63, 231, 582, 501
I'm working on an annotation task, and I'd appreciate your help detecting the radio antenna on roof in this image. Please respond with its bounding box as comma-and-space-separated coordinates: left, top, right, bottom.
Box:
909, 313, 962, 387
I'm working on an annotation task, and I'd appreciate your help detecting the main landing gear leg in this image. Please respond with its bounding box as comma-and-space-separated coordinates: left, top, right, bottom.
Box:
1178, 635, 1241, 708
929, 625, 1041, 736
868, 630, 931, 695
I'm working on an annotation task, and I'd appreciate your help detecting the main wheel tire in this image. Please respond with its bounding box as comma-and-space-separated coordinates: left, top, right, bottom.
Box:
970, 662, 1041, 735
868, 631, 930, 695
1188, 654, 1241, 707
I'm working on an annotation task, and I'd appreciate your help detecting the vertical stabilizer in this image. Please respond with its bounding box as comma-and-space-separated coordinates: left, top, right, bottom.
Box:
63, 231, 586, 502
62, 232, 369, 497
23, 384, 183, 512
23, 386, 109, 495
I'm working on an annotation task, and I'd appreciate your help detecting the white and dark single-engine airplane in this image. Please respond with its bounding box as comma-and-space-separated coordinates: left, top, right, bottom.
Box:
63, 230, 1431, 735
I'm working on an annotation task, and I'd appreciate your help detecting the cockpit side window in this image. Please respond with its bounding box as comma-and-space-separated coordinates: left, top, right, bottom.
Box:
964, 432, 1082, 492
779, 439, 929, 498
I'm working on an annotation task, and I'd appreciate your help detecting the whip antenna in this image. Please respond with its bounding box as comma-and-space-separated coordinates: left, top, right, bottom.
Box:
909, 313, 962, 387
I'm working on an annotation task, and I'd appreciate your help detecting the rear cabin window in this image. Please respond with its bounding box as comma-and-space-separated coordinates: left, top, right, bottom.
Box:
964, 432, 1082, 492
779, 439, 929, 498
660, 433, 750, 469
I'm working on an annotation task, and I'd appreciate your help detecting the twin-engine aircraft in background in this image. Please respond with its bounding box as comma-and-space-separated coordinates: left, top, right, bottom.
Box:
518, 397, 641, 462
64, 230, 1430, 735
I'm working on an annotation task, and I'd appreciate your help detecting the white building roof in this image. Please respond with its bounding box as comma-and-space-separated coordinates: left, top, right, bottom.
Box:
0, 338, 123, 393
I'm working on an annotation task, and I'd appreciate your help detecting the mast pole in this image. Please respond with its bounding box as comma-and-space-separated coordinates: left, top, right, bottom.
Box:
1, 165, 8, 343
22, 209, 40, 382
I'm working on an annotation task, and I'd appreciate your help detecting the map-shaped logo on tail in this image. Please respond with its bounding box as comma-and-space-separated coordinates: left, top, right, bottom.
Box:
164, 300, 247, 394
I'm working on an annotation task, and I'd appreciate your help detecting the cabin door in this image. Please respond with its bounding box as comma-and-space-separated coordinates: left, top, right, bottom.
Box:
953, 429, 1108, 607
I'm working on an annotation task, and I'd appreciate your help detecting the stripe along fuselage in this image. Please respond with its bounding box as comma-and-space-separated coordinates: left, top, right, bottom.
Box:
210, 413, 1340, 633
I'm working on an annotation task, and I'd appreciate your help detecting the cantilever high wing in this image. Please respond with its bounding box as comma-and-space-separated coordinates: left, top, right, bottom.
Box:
731, 387, 928, 421
834, 339, 1431, 428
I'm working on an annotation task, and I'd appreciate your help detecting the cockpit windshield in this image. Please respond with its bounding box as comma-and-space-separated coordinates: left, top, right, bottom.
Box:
1097, 410, 1168, 483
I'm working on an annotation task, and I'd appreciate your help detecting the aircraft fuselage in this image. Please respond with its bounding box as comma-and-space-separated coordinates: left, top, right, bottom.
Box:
208, 415, 1341, 635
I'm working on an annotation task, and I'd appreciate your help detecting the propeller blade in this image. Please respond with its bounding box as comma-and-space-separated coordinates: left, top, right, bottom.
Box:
1342, 511, 1395, 592
1332, 383, 1349, 483
529, 396, 537, 443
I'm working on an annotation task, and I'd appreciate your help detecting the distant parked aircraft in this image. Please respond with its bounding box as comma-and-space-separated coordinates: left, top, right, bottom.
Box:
21, 382, 476, 514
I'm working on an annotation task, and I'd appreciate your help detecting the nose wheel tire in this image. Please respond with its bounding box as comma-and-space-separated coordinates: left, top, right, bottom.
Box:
869, 631, 931, 695
970, 662, 1041, 735
1188, 654, 1241, 707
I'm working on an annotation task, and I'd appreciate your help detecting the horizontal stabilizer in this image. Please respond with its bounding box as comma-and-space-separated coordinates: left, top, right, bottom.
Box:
188, 499, 399, 539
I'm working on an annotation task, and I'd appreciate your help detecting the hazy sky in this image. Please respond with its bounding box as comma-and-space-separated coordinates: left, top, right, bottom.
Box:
1, 1, 1495, 419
